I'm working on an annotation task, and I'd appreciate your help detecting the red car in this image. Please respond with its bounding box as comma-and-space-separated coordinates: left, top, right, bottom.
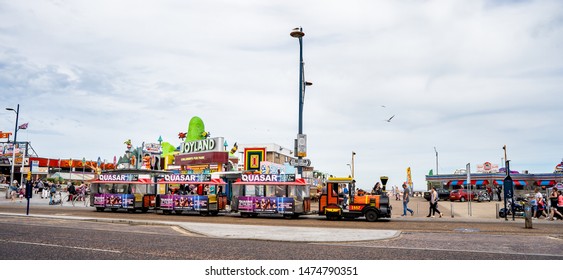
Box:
449, 189, 476, 202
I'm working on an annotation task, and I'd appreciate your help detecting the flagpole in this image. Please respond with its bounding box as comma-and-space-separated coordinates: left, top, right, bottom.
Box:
20, 143, 26, 184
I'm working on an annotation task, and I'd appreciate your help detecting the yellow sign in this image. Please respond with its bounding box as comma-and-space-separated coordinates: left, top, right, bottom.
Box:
407, 167, 412, 185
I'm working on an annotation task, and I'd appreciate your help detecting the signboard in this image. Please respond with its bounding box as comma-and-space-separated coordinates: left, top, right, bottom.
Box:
162, 174, 212, 183
31, 160, 39, 172
260, 161, 285, 174
175, 151, 228, 165
297, 134, 307, 157
98, 173, 139, 182
93, 194, 134, 208
180, 137, 224, 154
0, 132, 11, 139
0, 142, 28, 156
238, 196, 294, 213
158, 194, 208, 211
241, 173, 296, 183
244, 147, 266, 171
477, 162, 499, 173
289, 158, 311, 167
144, 143, 161, 154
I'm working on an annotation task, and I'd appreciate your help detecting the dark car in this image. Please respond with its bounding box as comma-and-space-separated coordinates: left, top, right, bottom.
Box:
449, 189, 476, 202
423, 188, 450, 201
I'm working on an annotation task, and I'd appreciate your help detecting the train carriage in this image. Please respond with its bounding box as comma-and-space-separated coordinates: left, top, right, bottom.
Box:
231, 173, 311, 218
155, 173, 227, 216
89, 169, 169, 213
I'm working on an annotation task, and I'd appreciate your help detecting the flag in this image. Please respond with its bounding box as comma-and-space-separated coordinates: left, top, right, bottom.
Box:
18, 123, 28, 130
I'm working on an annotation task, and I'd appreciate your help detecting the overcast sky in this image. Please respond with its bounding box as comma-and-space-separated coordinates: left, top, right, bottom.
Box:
1, 0, 562, 190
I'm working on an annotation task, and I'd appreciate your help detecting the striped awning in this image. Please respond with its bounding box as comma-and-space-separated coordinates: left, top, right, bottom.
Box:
536, 180, 556, 186
448, 180, 489, 186
494, 180, 527, 186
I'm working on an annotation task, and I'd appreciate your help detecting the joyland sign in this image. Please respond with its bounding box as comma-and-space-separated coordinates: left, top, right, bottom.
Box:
180, 137, 224, 154
175, 137, 229, 166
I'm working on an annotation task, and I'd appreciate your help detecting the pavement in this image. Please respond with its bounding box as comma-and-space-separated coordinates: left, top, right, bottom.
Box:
0, 190, 559, 242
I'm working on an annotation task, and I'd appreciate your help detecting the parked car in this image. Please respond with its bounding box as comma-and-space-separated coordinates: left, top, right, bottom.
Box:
423, 188, 450, 201
449, 189, 476, 202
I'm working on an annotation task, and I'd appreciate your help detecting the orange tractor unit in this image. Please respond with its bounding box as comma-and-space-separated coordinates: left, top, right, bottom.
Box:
319, 177, 392, 222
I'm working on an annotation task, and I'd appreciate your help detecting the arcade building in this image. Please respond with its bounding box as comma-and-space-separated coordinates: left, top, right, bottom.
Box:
426, 161, 563, 195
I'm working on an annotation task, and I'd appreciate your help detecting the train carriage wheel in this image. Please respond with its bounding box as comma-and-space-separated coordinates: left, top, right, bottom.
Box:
365, 209, 379, 222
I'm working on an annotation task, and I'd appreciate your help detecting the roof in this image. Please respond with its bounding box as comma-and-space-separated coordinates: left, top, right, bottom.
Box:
326, 177, 355, 183
49, 172, 95, 181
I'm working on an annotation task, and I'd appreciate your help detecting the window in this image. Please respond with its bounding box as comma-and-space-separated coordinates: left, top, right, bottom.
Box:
265, 185, 276, 197
275, 186, 286, 197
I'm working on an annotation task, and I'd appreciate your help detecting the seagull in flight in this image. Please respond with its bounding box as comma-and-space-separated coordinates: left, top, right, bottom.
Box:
384, 115, 395, 122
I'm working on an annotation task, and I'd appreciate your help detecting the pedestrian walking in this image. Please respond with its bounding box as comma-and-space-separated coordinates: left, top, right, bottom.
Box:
548, 187, 562, 220
42, 181, 50, 199
68, 182, 76, 201
486, 186, 493, 201
401, 183, 414, 216
18, 185, 26, 202
496, 185, 502, 201
9, 180, 19, 202
37, 180, 44, 196
427, 187, 443, 218
49, 183, 57, 205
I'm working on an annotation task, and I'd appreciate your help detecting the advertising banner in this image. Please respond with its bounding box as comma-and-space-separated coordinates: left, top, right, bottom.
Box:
238, 196, 294, 214
94, 194, 134, 208
159, 194, 208, 211
244, 148, 266, 171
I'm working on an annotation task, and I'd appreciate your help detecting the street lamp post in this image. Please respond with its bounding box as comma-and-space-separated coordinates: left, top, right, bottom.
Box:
434, 147, 439, 175
351, 151, 356, 178
290, 27, 312, 177
6, 104, 20, 188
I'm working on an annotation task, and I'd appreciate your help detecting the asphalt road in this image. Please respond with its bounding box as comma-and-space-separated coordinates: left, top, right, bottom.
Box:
1, 203, 562, 236
1, 205, 562, 260
1, 215, 561, 260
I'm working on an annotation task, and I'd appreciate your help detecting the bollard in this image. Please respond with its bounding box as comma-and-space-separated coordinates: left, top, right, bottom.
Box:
524, 200, 533, 229
496, 203, 499, 219
450, 203, 454, 218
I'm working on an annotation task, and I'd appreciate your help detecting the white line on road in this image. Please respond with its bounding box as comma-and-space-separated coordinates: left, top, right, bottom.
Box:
0, 239, 121, 254
316, 243, 563, 258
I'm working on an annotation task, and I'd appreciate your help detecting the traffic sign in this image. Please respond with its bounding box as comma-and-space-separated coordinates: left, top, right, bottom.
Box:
289, 158, 311, 167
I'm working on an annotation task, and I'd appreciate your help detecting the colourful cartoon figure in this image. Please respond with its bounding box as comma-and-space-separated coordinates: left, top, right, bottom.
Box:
124, 139, 132, 150
186, 116, 206, 142
142, 154, 151, 170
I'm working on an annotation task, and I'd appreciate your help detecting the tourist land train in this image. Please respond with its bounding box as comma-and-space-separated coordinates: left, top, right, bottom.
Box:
3, 116, 562, 221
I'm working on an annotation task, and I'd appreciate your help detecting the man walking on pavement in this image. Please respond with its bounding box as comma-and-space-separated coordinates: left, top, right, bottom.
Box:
402, 183, 414, 216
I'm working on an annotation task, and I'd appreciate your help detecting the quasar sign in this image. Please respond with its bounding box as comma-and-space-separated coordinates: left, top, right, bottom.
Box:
163, 174, 211, 182
98, 174, 138, 182
241, 174, 296, 182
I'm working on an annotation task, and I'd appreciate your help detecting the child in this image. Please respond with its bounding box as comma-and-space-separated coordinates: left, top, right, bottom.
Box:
535, 197, 547, 219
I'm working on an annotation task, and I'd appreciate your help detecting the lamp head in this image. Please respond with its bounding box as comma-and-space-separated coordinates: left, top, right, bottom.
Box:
290, 27, 304, 38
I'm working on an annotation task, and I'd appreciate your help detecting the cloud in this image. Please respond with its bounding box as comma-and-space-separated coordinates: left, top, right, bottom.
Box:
1, 0, 562, 189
